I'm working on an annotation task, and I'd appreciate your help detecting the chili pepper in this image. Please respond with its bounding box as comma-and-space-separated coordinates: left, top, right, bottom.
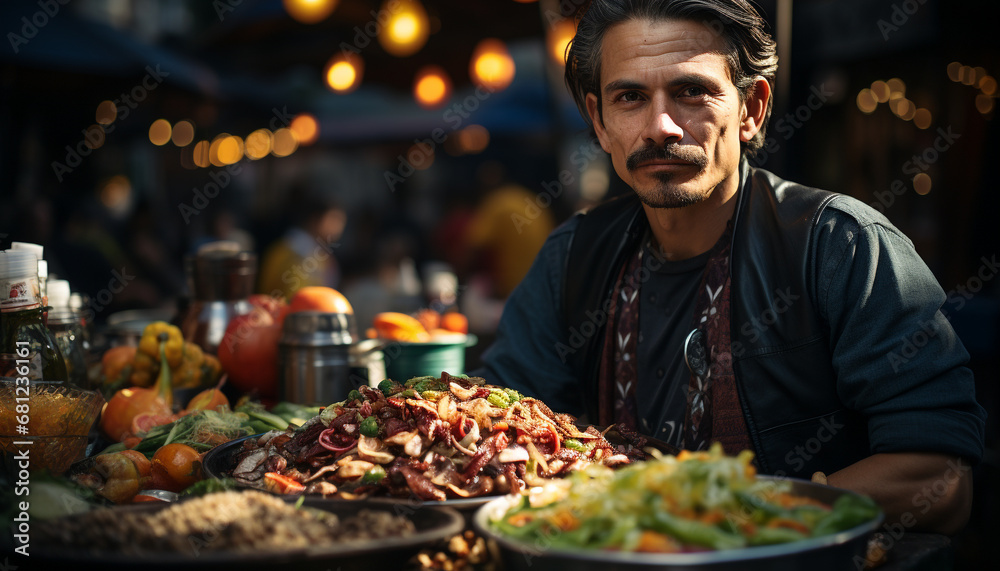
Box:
812, 494, 880, 537
264, 472, 305, 494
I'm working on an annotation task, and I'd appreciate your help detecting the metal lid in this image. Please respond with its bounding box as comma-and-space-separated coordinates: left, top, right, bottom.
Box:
280, 311, 357, 346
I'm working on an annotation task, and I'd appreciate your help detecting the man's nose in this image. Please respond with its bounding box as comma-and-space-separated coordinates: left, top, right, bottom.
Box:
642, 108, 684, 146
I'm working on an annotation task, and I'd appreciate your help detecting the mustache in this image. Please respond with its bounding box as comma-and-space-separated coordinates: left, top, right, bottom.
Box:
625, 144, 708, 172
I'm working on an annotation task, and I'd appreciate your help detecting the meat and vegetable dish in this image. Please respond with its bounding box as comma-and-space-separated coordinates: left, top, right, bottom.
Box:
228, 373, 647, 500
490, 444, 881, 553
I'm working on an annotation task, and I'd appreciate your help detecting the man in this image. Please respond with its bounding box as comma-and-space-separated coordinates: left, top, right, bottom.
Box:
480, 0, 985, 534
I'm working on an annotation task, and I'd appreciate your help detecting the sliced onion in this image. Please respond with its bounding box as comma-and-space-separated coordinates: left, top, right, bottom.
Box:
497, 444, 529, 464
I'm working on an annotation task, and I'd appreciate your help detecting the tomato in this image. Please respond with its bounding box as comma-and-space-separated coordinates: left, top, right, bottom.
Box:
248, 294, 287, 318
264, 471, 305, 494
152, 443, 203, 491
288, 286, 354, 314
217, 306, 282, 399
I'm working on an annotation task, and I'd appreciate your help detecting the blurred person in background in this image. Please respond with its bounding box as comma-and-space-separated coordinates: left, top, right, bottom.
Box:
258, 186, 346, 299
460, 176, 556, 335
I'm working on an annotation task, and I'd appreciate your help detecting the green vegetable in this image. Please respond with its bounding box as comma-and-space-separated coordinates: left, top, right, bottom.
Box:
269, 402, 323, 426
361, 465, 387, 484
346, 389, 362, 403
360, 416, 379, 437
812, 494, 880, 537
378, 379, 399, 396
420, 390, 445, 401
487, 389, 511, 408
504, 387, 524, 403
404, 375, 435, 388
181, 478, 240, 497
747, 526, 809, 546
646, 510, 745, 550
564, 439, 587, 452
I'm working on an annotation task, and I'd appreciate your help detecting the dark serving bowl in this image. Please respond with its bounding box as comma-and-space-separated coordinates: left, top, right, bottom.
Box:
473, 476, 883, 571
22, 494, 464, 571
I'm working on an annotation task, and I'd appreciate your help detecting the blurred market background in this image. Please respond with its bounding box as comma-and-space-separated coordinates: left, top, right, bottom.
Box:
1, 0, 998, 565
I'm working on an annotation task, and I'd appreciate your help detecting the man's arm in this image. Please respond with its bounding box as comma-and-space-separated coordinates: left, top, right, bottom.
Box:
473, 217, 586, 416
812, 198, 986, 534
824, 452, 973, 535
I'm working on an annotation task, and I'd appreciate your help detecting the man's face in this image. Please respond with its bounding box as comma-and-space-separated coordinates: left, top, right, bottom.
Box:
586, 18, 762, 209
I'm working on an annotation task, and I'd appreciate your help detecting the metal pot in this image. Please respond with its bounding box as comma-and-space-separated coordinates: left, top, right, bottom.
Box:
278, 311, 359, 405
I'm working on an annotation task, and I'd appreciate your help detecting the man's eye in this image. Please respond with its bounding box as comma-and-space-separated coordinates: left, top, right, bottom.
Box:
618, 91, 643, 102
680, 86, 707, 97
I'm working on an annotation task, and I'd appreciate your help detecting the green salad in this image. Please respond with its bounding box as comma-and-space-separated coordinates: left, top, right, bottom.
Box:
492, 444, 879, 553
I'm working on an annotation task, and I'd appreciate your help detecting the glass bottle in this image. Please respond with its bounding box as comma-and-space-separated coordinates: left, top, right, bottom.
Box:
46, 279, 89, 388
0, 250, 69, 385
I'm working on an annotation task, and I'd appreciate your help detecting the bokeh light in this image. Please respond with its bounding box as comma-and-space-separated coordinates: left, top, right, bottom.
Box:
870, 81, 890, 103
912, 108, 932, 130
470, 38, 515, 91
193, 141, 210, 168
290, 113, 319, 145
95, 100, 117, 125
245, 129, 273, 160
171, 120, 195, 147
976, 93, 994, 115
856, 89, 877, 114
413, 66, 452, 109
886, 78, 906, 99
217, 135, 244, 165
980, 76, 996, 96
378, 0, 429, 57
84, 125, 105, 150
548, 19, 576, 64
325, 53, 363, 93
947, 62, 962, 83
99, 175, 131, 210
283, 0, 338, 24
148, 119, 172, 146
913, 173, 932, 196
272, 128, 299, 157
209, 134, 229, 167
457, 125, 489, 154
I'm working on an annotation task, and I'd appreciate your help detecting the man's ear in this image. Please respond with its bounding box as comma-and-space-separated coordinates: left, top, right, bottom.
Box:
586, 92, 612, 153
739, 77, 771, 143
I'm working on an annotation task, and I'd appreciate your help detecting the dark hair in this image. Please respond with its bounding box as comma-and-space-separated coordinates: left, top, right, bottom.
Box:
565, 0, 778, 154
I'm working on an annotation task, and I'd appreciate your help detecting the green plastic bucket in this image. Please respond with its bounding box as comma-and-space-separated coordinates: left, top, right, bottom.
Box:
380, 334, 477, 383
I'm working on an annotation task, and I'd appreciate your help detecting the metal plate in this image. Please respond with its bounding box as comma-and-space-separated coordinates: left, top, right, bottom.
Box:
473, 476, 883, 571
24, 495, 464, 571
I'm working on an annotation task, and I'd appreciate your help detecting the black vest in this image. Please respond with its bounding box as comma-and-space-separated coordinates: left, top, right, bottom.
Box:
563, 161, 870, 478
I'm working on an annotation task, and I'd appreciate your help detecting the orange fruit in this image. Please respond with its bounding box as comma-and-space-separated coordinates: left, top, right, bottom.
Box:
416, 308, 441, 332
152, 443, 203, 490
288, 286, 354, 314
373, 312, 430, 342
183, 387, 229, 414
101, 345, 136, 386
440, 312, 469, 334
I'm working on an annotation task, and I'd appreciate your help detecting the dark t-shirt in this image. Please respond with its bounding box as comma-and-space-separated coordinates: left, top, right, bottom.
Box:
635, 239, 710, 447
